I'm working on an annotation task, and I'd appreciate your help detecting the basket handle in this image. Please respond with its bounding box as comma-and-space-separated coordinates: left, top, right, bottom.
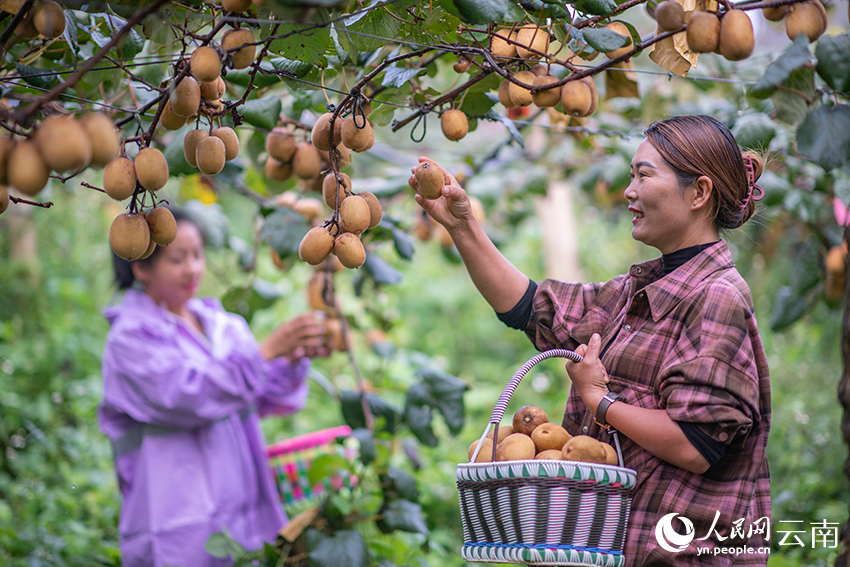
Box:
470, 349, 582, 463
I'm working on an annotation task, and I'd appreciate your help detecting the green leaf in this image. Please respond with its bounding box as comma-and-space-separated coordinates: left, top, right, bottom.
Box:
308, 530, 368, 567
221, 279, 284, 323
381, 66, 426, 88
228, 235, 254, 271
790, 238, 822, 295
270, 22, 331, 64
340, 390, 404, 433
442, 0, 524, 23
416, 367, 468, 435
345, 1, 402, 52
182, 201, 231, 249
570, 0, 618, 16
349, 428, 376, 465
391, 227, 414, 260
363, 254, 403, 285
796, 104, 850, 171
225, 62, 281, 88
581, 26, 630, 53
269, 57, 314, 79
404, 385, 437, 447
162, 127, 197, 178
205, 532, 231, 559
731, 113, 776, 150
379, 499, 430, 535
260, 206, 311, 257
752, 34, 812, 99
368, 102, 397, 127
459, 91, 496, 117
240, 97, 283, 131
770, 286, 808, 331
815, 33, 850, 94
331, 21, 359, 66
771, 66, 815, 126
63, 10, 80, 56
487, 112, 524, 148
15, 63, 59, 90
386, 466, 420, 502
306, 453, 349, 488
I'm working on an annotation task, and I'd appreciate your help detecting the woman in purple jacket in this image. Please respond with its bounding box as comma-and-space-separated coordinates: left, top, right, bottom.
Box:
99, 209, 327, 567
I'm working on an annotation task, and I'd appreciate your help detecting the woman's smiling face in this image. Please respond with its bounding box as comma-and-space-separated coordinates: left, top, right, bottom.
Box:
133, 221, 205, 311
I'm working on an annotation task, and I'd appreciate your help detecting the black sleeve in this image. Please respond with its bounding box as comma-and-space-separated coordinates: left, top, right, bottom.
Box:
677, 421, 726, 467
496, 279, 537, 331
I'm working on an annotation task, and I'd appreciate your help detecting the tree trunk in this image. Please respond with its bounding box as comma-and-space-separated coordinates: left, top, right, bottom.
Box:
535, 180, 583, 282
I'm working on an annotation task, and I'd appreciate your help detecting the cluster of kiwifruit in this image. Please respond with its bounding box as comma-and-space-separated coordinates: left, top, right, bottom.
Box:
685, 8, 755, 61
306, 270, 348, 352
0, 112, 120, 211
467, 405, 618, 465
1, 0, 66, 40
763, 0, 829, 42
109, 206, 178, 262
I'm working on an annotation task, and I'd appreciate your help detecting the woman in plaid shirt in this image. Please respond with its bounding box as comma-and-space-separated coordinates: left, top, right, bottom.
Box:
410, 115, 770, 566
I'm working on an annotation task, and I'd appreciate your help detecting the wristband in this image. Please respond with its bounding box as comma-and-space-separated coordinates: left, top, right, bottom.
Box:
595, 392, 626, 428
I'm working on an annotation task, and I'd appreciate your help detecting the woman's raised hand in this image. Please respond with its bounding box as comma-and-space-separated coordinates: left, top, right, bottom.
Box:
408, 157, 474, 230
260, 312, 330, 361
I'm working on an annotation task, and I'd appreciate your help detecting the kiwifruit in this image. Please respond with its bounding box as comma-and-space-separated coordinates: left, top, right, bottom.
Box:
307, 271, 333, 312
299, 226, 335, 265
529, 63, 549, 77
812, 0, 829, 32
310, 112, 343, 151
211, 126, 239, 161
341, 116, 372, 152
0, 185, 9, 215
15, 14, 38, 40
535, 449, 565, 460
468, 438, 494, 462
134, 147, 169, 191
785, 1, 826, 41
265, 157, 292, 182
440, 109, 468, 142
200, 76, 226, 101
322, 172, 351, 208
222, 0, 252, 12
221, 28, 256, 69
292, 143, 322, 179
359, 191, 382, 229
469, 195, 485, 222
103, 156, 137, 200
718, 9, 755, 61
655, 0, 685, 32
687, 11, 720, 53
79, 113, 119, 168
581, 76, 599, 116
512, 405, 549, 436
170, 76, 200, 117
160, 99, 187, 130
340, 194, 371, 234
490, 28, 517, 59
8, 140, 49, 196
604, 22, 633, 59
323, 317, 346, 351
827, 244, 846, 273
601, 442, 619, 465
183, 129, 209, 168
531, 75, 561, 108
486, 425, 515, 445
361, 126, 375, 152
413, 161, 444, 200
515, 24, 550, 59
334, 232, 366, 269
531, 423, 571, 453
0, 137, 16, 184
293, 197, 324, 222
508, 70, 536, 107
265, 127, 297, 163
33, 0, 65, 38
335, 144, 352, 169
562, 435, 607, 463
561, 80, 593, 117
496, 433, 536, 461
196, 135, 226, 175
110, 213, 151, 261
138, 238, 157, 260
190, 46, 221, 83
453, 58, 471, 73
497, 79, 516, 109
275, 191, 299, 208
762, 5, 787, 21
35, 115, 93, 173
146, 206, 177, 246
204, 99, 225, 114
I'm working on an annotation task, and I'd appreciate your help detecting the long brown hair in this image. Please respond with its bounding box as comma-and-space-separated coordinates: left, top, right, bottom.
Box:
644, 115, 763, 230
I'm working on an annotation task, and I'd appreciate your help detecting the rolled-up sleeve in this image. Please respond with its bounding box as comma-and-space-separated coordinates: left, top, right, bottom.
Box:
257, 356, 310, 417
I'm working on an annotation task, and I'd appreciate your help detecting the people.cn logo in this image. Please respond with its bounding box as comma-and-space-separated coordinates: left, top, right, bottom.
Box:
655, 513, 696, 553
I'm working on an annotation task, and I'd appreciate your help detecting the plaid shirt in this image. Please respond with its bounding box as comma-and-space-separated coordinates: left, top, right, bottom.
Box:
525, 241, 770, 566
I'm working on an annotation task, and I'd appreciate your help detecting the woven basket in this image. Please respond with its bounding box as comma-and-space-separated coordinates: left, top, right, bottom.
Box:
457, 349, 637, 566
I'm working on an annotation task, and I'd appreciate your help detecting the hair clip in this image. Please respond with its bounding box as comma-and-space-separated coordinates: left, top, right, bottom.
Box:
741, 155, 765, 211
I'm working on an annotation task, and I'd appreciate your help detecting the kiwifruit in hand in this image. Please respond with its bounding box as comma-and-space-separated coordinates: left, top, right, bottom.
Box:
0, 186, 9, 215
359, 191, 382, 229
342, 116, 372, 152
104, 156, 137, 200
322, 172, 351, 208
655, 0, 685, 32
601, 442, 618, 465
0, 137, 16, 184
762, 5, 787, 20
718, 9, 754, 61
440, 109, 468, 142
531, 75, 561, 108
8, 140, 49, 196
110, 213, 151, 261
311, 112, 343, 151
604, 22, 632, 59
468, 438, 494, 462
221, 28, 256, 69
200, 76, 226, 101
265, 127, 297, 163
561, 80, 593, 117
292, 143, 322, 179
413, 161, 444, 200
211, 126, 239, 161
490, 29, 517, 59
486, 425, 514, 445
512, 405, 549, 436
35, 115, 93, 173
515, 24, 550, 59
183, 129, 209, 168
80, 113, 119, 168
496, 433, 537, 461
160, 99, 187, 130
535, 449, 565, 460
498, 80, 516, 109
134, 147, 169, 191
562, 435, 607, 463
293, 197, 324, 222
299, 226, 335, 265
196, 135, 226, 175
531, 423, 571, 453
146, 206, 177, 246
785, 1, 826, 41
222, 0, 252, 10
170, 76, 201, 117
33, 0, 65, 38
340, 194, 371, 234
687, 11, 721, 53
508, 70, 536, 107
190, 46, 221, 83
265, 157, 292, 182
334, 232, 366, 269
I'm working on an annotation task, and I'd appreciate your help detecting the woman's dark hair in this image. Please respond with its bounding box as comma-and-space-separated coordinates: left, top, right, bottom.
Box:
112, 207, 198, 290
644, 115, 764, 230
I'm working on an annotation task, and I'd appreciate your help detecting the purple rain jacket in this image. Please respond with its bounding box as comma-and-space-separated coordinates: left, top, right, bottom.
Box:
98, 289, 309, 567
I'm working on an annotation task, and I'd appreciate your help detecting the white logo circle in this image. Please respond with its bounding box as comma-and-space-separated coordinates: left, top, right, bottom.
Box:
655, 512, 695, 553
